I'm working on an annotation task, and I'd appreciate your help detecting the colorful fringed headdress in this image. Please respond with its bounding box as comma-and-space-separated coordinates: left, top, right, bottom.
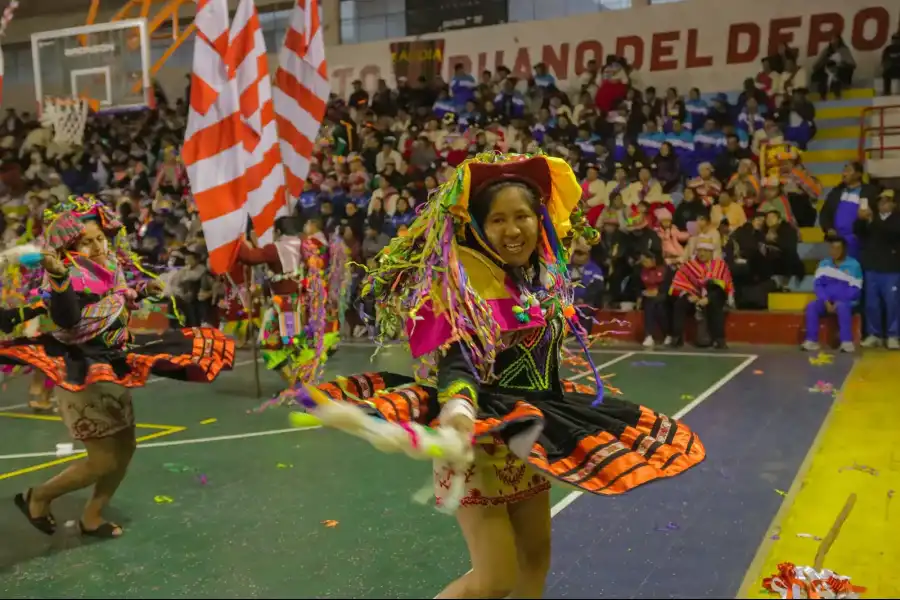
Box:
39, 195, 170, 308
363, 152, 604, 398
42, 195, 125, 253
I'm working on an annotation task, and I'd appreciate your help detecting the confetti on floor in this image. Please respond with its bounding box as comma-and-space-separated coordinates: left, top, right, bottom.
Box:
838, 462, 879, 476
680, 394, 694, 401
809, 352, 835, 366
200, 418, 217, 425
809, 379, 834, 394
322, 520, 339, 528
796, 532, 824, 541
654, 522, 679, 532
276, 463, 293, 469
808, 381, 838, 397
775, 489, 787, 497
154, 495, 173, 504
163, 463, 194, 473
753, 370, 764, 375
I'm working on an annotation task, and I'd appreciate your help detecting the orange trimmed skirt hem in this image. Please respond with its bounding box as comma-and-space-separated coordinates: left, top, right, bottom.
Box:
0, 327, 236, 393
316, 372, 706, 499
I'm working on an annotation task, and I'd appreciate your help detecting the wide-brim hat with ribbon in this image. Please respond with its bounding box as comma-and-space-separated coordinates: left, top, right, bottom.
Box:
446, 153, 582, 245
362, 152, 587, 372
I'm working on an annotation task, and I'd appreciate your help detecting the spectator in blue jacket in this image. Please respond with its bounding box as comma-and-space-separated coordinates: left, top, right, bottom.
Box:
855, 189, 900, 349
450, 63, 476, 108
802, 237, 863, 353
820, 162, 880, 259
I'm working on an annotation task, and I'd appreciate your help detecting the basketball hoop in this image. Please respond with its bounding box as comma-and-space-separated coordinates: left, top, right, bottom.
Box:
40, 96, 94, 146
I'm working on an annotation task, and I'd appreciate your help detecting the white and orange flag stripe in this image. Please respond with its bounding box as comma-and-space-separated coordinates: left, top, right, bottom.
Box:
228, 0, 287, 245
184, 0, 328, 274
184, 0, 291, 274
273, 0, 330, 202
183, 0, 247, 274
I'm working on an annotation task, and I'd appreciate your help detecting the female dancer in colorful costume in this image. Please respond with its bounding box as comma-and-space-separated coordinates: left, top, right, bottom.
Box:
0, 196, 235, 538
296, 154, 706, 598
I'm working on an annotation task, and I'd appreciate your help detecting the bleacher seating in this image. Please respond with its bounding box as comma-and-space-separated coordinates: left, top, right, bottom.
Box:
592, 86, 874, 346
766, 86, 874, 317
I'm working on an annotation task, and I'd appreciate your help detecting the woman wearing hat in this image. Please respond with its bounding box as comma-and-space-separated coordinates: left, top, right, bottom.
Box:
292, 153, 705, 598
0, 195, 234, 539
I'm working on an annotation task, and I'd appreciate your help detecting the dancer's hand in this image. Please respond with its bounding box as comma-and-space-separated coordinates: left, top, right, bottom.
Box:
443, 412, 475, 437
40, 252, 66, 276
145, 279, 165, 297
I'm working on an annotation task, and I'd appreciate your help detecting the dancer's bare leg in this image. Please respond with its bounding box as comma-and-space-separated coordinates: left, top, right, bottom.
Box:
435, 504, 519, 599
81, 427, 136, 534
27, 385, 135, 535
507, 488, 552, 598
28, 372, 53, 411
28, 434, 126, 521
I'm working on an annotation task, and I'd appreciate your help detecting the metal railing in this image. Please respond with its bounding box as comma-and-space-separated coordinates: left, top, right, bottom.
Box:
858, 104, 900, 161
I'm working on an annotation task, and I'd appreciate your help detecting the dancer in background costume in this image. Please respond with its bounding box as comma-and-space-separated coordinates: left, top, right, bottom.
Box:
0, 264, 57, 411
294, 154, 705, 598
235, 216, 338, 387
0, 196, 235, 539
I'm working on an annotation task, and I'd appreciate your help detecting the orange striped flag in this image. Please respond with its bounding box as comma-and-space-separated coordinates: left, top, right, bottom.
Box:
273, 0, 330, 203
183, 0, 246, 274
228, 0, 287, 245
184, 0, 288, 274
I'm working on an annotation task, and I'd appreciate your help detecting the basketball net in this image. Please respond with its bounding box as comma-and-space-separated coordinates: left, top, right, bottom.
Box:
39, 96, 99, 146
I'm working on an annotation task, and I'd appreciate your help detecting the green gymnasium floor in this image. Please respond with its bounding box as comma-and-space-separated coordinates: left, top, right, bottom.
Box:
0, 344, 752, 598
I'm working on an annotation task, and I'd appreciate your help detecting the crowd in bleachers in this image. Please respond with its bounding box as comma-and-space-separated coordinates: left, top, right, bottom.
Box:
2, 32, 899, 351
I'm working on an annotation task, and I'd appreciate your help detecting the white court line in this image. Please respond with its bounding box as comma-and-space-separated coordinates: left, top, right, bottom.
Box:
342, 338, 758, 360
587, 348, 757, 359
567, 351, 635, 382
0, 426, 323, 460
0, 357, 263, 461
0, 353, 635, 461
0, 350, 638, 461
0, 351, 752, 465
549, 352, 759, 517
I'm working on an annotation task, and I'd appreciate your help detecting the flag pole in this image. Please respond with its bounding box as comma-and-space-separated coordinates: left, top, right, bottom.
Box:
246, 264, 262, 399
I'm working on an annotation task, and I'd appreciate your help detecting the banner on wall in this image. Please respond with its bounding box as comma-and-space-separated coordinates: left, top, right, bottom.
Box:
328, 0, 900, 99
389, 39, 446, 83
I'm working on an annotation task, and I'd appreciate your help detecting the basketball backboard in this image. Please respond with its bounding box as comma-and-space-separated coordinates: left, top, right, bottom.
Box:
31, 18, 152, 114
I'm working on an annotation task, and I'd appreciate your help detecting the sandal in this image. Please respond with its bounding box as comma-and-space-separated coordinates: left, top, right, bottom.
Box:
79, 521, 124, 539
28, 400, 53, 413
28, 389, 54, 413
14, 489, 56, 535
